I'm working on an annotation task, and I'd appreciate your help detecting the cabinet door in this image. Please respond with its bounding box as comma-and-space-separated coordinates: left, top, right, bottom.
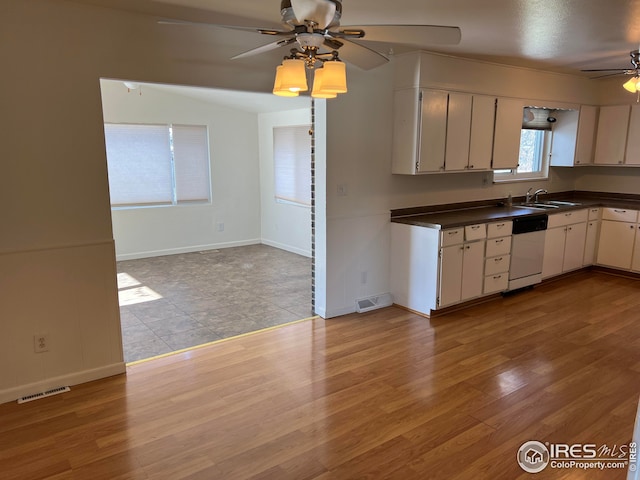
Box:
461, 241, 485, 301
542, 226, 566, 279
597, 220, 636, 269
392, 88, 421, 174
492, 98, 525, 169
632, 227, 640, 272
574, 105, 598, 165
625, 105, 640, 165
562, 222, 587, 272
583, 220, 599, 266
468, 95, 496, 170
594, 105, 630, 165
549, 109, 579, 167
418, 90, 448, 173
444, 93, 472, 171
439, 244, 463, 307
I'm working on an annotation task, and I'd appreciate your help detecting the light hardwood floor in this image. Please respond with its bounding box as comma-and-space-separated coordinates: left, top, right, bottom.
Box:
1, 271, 639, 479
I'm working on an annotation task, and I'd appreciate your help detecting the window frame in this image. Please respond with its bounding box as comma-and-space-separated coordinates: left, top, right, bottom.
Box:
493, 128, 551, 183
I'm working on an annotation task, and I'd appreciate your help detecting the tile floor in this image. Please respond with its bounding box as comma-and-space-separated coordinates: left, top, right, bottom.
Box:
117, 244, 313, 363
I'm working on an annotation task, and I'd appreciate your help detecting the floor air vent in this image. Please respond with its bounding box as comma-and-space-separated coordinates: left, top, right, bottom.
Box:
356, 293, 393, 313
18, 386, 70, 404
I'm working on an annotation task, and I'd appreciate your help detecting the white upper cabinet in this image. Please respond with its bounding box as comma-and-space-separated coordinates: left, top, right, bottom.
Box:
594, 105, 630, 165
468, 95, 497, 171
492, 98, 525, 170
550, 106, 597, 166
392, 89, 495, 174
444, 93, 473, 171
392, 88, 447, 174
625, 105, 640, 165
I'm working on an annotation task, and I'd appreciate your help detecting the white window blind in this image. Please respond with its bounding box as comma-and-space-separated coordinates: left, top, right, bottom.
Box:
273, 125, 311, 206
105, 124, 173, 206
104, 123, 210, 207
172, 125, 210, 203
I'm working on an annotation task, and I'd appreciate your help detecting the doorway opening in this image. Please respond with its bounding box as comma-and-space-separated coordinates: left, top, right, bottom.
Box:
99, 79, 318, 363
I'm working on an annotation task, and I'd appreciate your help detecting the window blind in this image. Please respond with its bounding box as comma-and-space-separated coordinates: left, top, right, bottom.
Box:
172, 125, 210, 203
104, 123, 211, 207
104, 124, 173, 206
273, 125, 311, 206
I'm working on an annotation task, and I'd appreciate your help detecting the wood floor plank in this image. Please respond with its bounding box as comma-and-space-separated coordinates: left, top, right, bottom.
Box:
0, 271, 638, 479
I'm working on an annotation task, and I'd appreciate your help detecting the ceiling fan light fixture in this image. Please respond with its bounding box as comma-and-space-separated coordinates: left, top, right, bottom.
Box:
278, 58, 308, 93
311, 68, 337, 98
317, 61, 347, 94
273, 65, 300, 97
623, 76, 640, 93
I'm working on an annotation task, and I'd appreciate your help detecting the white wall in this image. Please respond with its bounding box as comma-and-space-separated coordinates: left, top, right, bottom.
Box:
101, 80, 262, 259
258, 108, 313, 257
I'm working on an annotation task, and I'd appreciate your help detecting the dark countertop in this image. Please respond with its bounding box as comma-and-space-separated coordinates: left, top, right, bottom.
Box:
391, 191, 640, 229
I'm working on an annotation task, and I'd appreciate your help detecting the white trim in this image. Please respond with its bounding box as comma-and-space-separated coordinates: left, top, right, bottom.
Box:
115, 239, 261, 261
322, 305, 357, 319
261, 239, 311, 258
0, 362, 126, 405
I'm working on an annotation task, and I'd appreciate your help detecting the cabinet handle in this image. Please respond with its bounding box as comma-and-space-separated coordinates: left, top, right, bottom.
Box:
495, 239, 504, 243
448, 231, 459, 235
469, 165, 474, 169
471, 225, 480, 230
614, 209, 626, 213
497, 224, 505, 228
631, 225, 635, 229
565, 213, 572, 217
494, 257, 503, 262
465, 245, 471, 250
568, 226, 572, 231
493, 275, 502, 279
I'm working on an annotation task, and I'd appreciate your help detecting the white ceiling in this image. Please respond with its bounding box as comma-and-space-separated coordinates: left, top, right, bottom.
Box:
72, 0, 640, 78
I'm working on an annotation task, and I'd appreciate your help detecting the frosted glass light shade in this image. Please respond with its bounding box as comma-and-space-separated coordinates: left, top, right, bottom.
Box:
623, 76, 640, 93
279, 59, 308, 92
273, 65, 300, 97
311, 69, 337, 98
319, 61, 347, 94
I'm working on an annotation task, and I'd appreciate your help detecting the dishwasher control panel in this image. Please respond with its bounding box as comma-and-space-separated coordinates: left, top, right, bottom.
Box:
512, 214, 548, 234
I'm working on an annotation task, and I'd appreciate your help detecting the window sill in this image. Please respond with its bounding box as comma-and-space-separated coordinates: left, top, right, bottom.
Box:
493, 175, 549, 184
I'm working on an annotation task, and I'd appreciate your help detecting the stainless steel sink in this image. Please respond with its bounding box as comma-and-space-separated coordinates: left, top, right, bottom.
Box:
518, 202, 560, 209
544, 200, 582, 206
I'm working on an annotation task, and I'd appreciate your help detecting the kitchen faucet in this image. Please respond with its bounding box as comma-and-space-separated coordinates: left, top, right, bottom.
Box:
525, 188, 548, 203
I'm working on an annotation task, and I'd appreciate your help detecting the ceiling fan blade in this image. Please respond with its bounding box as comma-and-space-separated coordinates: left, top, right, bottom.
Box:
590, 72, 633, 79
332, 39, 388, 70
158, 19, 293, 36
231, 38, 297, 60
580, 68, 629, 72
339, 24, 461, 47
291, 0, 336, 29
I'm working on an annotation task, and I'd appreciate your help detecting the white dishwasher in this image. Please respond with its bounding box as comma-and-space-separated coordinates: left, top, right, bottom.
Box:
509, 214, 548, 291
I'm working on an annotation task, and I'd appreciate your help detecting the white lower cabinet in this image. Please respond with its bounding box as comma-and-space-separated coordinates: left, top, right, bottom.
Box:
439, 240, 485, 307
542, 210, 588, 279
596, 208, 639, 270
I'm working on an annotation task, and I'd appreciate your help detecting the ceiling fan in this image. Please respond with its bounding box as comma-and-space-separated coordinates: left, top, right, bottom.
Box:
160, 0, 461, 97
581, 49, 640, 94
581, 49, 640, 79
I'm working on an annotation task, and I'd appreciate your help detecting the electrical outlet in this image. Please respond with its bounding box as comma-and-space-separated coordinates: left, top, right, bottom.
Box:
361, 271, 368, 285
34, 334, 49, 353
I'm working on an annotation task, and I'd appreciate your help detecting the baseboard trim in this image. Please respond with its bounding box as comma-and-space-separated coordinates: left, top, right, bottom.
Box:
260, 239, 311, 258
115, 239, 261, 261
0, 362, 126, 405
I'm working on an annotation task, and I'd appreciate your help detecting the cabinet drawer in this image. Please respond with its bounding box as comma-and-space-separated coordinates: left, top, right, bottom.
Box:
485, 236, 511, 257
465, 224, 487, 241
484, 254, 511, 276
588, 207, 600, 220
484, 273, 509, 295
602, 207, 638, 223
547, 209, 588, 228
441, 228, 464, 246
487, 221, 513, 238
